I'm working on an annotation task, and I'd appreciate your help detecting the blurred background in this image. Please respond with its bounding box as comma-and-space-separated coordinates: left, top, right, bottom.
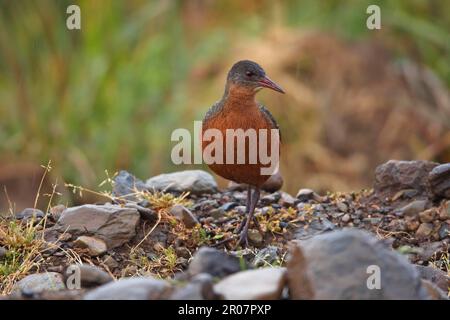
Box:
0, 0, 449, 211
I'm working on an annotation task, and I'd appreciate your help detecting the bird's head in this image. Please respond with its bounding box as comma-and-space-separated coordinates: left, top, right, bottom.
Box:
226, 60, 285, 94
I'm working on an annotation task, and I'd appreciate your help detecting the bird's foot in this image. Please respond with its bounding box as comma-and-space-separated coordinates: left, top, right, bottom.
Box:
234, 217, 264, 249
235, 217, 247, 234
235, 229, 249, 248
252, 216, 264, 236
235, 216, 263, 235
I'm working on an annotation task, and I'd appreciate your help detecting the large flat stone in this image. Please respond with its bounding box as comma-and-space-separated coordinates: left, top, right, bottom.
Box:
83, 277, 171, 300
56, 204, 140, 248
287, 229, 429, 299
214, 268, 286, 300
145, 170, 217, 194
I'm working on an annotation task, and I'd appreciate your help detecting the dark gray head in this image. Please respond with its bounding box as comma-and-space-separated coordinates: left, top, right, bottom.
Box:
226, 60, 285, 93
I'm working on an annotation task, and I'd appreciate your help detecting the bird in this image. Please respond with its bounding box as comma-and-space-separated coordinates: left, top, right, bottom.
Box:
202, 60, 284, 246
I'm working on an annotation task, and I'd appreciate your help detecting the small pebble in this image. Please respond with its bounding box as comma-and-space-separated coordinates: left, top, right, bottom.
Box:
220, 202, 239, 211
341, 214, 351, 223
438, 224, 449, 240
336, 202, 348, 212
416, 223, 433, 238
248, 229, 263, 245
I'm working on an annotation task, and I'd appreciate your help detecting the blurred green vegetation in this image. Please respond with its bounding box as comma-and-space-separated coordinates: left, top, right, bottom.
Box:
0, 0, 448, 193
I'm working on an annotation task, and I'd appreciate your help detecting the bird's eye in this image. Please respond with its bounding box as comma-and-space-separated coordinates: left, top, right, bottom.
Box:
245, 71, 254, 77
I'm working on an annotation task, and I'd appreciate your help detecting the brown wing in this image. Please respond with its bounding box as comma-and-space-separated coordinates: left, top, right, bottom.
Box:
259, 104, 281, 142
203, 100, 224, 123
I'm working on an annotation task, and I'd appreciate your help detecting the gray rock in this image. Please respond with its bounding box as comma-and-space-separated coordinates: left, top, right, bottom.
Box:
405, 217, 420, 231
293, 217, 336, 240
16, 208, 44, 222
421, 279, 448, 300
417, 241, 444, 261
188, 247, 243, 278
170, 273, 219, 300
287, 229, 429, 299
73, 236, 108, 256
336, 202, 348, 212
280, 192, 296, 208
397, 200, 428, 217
23, 289, 85, 300
438, 201, 450, 220
234, 205, 247, 214
252, 246, 280, 267
56, 204, 140, 248
103, 255, 119, 270
123, 203, 156, 221
49, 205, 66, 221
296, 188, 314, 201
214, 268, 287, 300
261, 171, 283, 193
220, 202, 239, 212
296, 188, 324, 202
145, 170, 217, 194
429, 163, 450, 199
113, 170, 147, 201
65, 264, 113, 288
374, 160, 438, 195
83, 277, 171, 300
248, 229, 263, 245
169, 205, 199, 228
192, 199, 219, 211
261, 192, 281, 205
362, 217, 382, 225
175, 246, 191, 259
419, 208, 436, 223
438, 224, 449, 240
232, 192, 247, 202
415, 265, 449, 293
209, 208, 225, 220
12, 272, 65, 294
415, 223, 433, 238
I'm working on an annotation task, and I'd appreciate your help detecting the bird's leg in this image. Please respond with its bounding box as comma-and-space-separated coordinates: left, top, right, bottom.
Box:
235, 185, 252, 234
246, 185, 252, 213
237, 188, 260, 247
246, 187, 263, 235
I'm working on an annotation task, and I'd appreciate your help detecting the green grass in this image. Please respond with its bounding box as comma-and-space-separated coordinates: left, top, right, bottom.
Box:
0, 217, 47, 294
128, 245, 181, 278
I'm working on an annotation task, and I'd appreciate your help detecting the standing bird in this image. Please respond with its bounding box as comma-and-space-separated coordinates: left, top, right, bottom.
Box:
202, 60, 284, 246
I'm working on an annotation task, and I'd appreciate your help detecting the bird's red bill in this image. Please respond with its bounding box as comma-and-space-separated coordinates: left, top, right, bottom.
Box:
258, 76, 285, 93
